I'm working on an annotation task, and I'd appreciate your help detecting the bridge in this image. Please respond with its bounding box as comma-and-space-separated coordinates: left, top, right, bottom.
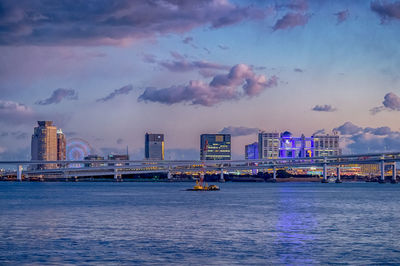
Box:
1, 152, 399, 183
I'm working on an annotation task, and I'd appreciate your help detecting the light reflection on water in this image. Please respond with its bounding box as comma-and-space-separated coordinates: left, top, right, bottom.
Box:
0, 182, 400, 265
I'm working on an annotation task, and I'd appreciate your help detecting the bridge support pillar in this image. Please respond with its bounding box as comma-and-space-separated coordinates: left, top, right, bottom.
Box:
380, 160, 385, 183
322, 163, 328, 183
272, 166, 277, 182
167, 171, 172, 180
336, 167, 342, 183
392, 164, 397, 184
219, 169, 225, 182
114, 168, 122, 182
17, 165, 22, 182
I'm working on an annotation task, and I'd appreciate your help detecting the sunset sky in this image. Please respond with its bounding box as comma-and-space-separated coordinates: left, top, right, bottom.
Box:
1, 0, 400, 160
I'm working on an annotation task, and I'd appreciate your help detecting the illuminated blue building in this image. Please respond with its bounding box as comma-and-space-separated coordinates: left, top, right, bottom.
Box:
279, 131, 313, 158
258, 131, 340, 159
245, 142, 258, 160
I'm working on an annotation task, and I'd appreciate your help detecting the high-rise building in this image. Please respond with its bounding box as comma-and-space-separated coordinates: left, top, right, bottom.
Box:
245, 142, 258, 160
57, 129, 66, 161
258, 132, 280, 159
312, 134, 341, 157
31, 121, 58, 169
200, 134, 231, 160
145, 133, 164, 160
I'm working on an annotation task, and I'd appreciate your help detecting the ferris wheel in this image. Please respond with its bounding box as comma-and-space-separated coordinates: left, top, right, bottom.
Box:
66, 138, 94, 167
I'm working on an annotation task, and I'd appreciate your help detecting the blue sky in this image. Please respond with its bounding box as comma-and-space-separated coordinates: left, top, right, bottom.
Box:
1, 0, 400, 160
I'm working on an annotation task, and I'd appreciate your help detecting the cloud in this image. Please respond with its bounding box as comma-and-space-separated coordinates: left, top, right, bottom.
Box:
312, 104, 337, 112
371, 0, 400, 23
364, 126, 392, 136
0, 100, 35, 125
346, 131, 400, 154
138, 64, 278, 106
0, 131, 29, 140
273, 12, 310, 31
313, 129, 326, 135
142, 53, 157, 63
156, 51, 229, 73
334, 9, 349, 24
382, 92, 400, 110
35, 88, 78, 105
218, 126, 259, 137
96, 84, 133, 102
370, 92, 400, 114
329, 122, 399, 154
276, 0, 309, 12
218, 44, 229, 50
182, 36, 193, 44
0, 1, 268, 46
334, 122, 363, 135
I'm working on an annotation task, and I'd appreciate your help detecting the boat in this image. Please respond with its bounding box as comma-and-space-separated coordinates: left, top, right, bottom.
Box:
186, 179, 220, 191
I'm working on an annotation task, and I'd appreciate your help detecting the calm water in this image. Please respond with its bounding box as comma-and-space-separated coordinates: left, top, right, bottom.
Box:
1, 182, 400, 265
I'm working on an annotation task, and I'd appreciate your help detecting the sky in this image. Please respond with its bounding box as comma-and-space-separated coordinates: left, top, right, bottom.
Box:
1, 0, 400, 160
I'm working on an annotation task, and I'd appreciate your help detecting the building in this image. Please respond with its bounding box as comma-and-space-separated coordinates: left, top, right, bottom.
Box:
312, 134, 341, 157
258, 131, 340, 159
145, 133, 164, 160
84, 155, 105, 167
279, 132, 313, 158
258, 132, 280, 159
245, 142, 258, 160
57, 129, 66, 161
200, 134, 231, 160
108, 154, 129, 166
31, 121, 58, 169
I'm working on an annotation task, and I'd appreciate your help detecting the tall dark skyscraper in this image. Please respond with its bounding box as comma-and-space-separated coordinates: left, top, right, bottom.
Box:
145, 133, 164, 160
200, 134, 231, 160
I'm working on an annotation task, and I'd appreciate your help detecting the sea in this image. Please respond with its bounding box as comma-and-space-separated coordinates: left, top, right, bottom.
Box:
1, 182, 400, 265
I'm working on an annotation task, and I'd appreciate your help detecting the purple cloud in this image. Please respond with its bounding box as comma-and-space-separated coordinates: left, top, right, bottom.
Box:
273, 13, 310, 31
313, 129, 326, 135
183, 37, 193, 44
142, 54, 157, 64
0, 100, 35, 125
219, 126, 259, 137
364, 126, 392, 136
36, 88, 78, 105
371, 0, 400, 23
218, 44, 229, 50
312, 104, 337, 112
138, 64, 278, 106
382, 92, 400, 110
0, 131, 28, 139
160, 58, 229, 72
334, 122, 363, 135
97, 85, 133, 102
276, 0, 309, 12
0, 1, 268, 46
370, 92, 400, 114
334, 9, 350, 24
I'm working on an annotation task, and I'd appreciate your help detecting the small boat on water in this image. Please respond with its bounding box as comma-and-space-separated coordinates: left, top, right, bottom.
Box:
186, 180, 220, 191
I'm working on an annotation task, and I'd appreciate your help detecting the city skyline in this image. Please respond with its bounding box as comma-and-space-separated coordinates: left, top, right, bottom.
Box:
1, 0, 400, 160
